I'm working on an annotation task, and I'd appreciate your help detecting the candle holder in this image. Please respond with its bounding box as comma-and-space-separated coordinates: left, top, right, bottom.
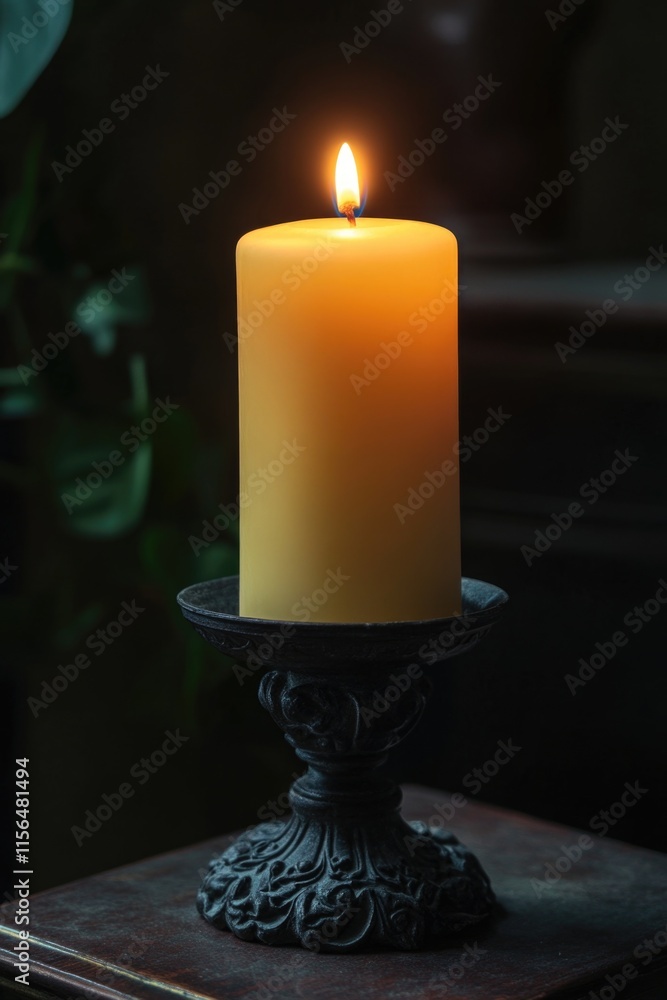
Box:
177, 576, 508, 952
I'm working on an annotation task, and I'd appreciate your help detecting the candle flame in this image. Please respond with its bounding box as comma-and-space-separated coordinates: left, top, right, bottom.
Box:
335, 142, 360, 226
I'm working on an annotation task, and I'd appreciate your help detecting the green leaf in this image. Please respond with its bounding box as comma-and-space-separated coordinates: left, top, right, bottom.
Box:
0, 1, 73, 117
62, 444, 151, 538
51, 418, 152, 538
73, 269, 151, 357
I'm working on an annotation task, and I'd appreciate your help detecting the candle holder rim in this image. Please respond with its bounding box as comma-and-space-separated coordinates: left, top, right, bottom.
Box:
176, 575, 508, 633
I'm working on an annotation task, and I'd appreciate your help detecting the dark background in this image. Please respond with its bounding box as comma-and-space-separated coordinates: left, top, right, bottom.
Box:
1, 0, 665, 897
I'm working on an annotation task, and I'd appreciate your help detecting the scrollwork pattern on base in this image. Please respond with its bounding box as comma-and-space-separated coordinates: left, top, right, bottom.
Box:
197, 814, 494, 952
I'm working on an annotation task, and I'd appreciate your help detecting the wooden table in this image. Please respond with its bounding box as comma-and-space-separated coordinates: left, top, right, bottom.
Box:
2, 785, 667, 999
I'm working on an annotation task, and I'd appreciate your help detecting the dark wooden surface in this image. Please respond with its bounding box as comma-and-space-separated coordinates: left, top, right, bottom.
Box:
1, 785, 667, 999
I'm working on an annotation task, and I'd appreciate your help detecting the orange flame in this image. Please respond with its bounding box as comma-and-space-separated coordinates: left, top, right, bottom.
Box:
335, 142, 360, 225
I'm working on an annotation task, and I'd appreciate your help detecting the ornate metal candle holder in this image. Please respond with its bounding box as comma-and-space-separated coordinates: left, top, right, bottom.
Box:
177, 576, 508, 952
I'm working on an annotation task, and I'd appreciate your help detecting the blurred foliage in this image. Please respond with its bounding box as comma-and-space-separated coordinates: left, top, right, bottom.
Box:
0, 0, 73, 117
0, 0, 239, 724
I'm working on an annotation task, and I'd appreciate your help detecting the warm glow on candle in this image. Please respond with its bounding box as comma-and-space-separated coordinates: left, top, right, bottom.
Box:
335, 142, 360, 224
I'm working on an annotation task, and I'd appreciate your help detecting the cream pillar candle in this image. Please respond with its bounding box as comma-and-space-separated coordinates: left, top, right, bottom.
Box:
237, 145, 460, 622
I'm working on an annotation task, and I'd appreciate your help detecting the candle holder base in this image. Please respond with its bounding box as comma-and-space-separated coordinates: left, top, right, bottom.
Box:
197, 810, 493, 952
177, 576, 508, 952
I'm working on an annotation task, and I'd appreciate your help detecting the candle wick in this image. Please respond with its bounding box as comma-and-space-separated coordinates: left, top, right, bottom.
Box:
342, 203, 357, 227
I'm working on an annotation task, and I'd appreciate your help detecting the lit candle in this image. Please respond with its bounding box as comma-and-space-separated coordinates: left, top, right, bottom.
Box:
237, 143, 460, 623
